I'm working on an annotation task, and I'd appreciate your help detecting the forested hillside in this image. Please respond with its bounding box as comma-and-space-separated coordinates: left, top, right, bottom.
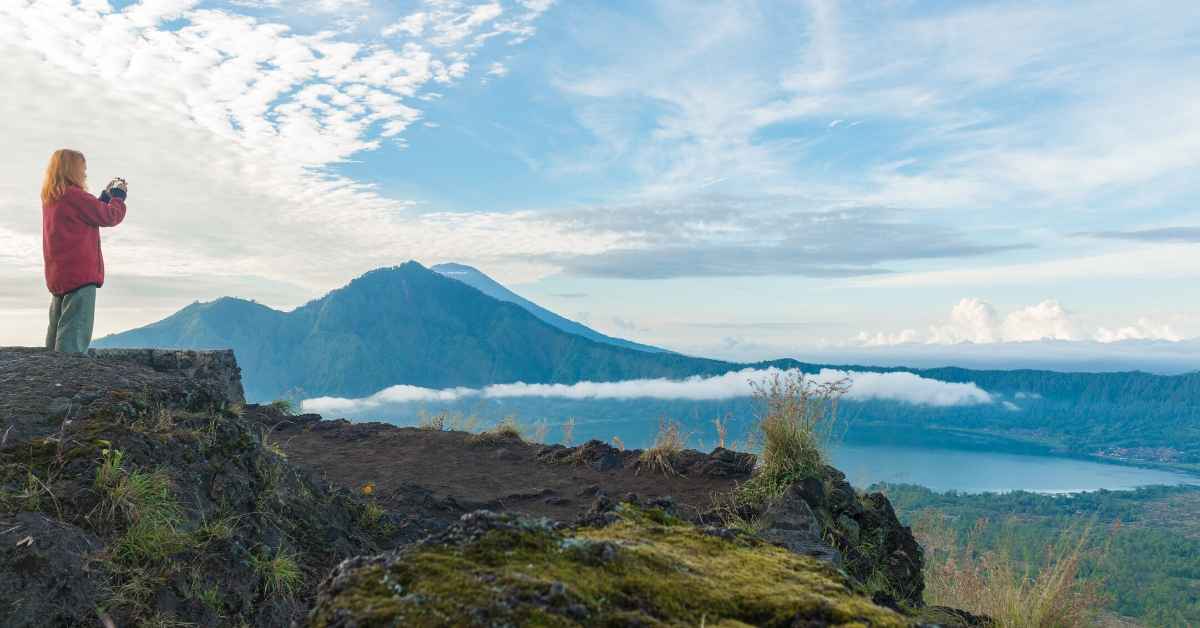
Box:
882, 483, 1200, 626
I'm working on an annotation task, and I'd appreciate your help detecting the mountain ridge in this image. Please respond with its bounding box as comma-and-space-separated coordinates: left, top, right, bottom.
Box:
95, 262, 737, 400
431, 262, 671, 354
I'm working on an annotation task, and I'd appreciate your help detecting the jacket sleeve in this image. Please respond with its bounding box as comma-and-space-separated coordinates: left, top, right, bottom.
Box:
68, 187, 126, 228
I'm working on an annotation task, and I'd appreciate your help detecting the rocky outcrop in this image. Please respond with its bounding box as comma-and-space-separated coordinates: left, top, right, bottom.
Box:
758, 484, 844, 564
754, 465, 925, 607
0, 347, 243, 444
0, 348, 382, 628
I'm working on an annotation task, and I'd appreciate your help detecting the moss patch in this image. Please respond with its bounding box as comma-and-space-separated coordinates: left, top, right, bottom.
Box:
309, 507, 913, 627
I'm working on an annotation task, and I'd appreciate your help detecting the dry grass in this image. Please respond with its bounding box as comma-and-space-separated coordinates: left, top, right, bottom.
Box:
638, 419, 687, 476
417, 410, 447, 431
562, 417, 576, 447
712, 414, 730, 449
260, 426, 288, 459
612, 436, 626, 451
915, 513, 1107, 628
428, 410, 480, 433
468, 416, 524, 445
530, 419, 550, 444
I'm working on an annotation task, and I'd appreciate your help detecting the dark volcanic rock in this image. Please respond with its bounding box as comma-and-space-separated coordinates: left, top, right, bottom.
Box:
798, 465, 925, 605
0, 512, 105, 628
758, 484, 843, 564
0, 348, 386, 627
0, 348, 243, 444
690, 446, 757, 477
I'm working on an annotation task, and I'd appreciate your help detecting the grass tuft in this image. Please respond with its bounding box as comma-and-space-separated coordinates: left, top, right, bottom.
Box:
94, 447, 188, 564
529, 419, 550, 444
638, 418, 686, 476
417, 410, 446, 431
360, 500, 386, 528
561, 417, 576, 447
468, 416, 524, 445
712, 414, 730, 450
735, 371, 848, 510
269, 399, 297, 416
251, 546, 304, 597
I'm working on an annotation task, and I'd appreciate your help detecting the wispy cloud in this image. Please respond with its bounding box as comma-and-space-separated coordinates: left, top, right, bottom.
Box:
1075, 228, 1200, 243
302, 367, 995, 415
535, 196, 1027, 279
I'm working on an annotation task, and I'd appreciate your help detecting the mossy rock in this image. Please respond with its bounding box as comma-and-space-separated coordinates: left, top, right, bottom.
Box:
308, 506, 915, 627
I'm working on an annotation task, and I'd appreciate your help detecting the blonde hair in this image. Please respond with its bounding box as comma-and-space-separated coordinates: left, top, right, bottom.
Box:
41, 149, 87, 204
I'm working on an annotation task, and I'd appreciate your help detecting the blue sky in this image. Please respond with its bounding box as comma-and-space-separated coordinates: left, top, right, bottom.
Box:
2, 0, 1199, 361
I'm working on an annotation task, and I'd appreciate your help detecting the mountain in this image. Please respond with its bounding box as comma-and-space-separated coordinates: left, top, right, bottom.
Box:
430, 262, 670, 354
95, 262, 735, 401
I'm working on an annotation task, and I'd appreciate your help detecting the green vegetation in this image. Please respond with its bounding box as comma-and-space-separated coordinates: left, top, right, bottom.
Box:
269, 399, 297, 416
250, 546, 304, 597
309, 505, 911, 627
359, 500, 386, 529
94, 447, 189, 564
883, 483, 1200, 626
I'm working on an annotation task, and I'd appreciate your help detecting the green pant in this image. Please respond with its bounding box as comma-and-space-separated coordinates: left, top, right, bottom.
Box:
46, 284, 96, 354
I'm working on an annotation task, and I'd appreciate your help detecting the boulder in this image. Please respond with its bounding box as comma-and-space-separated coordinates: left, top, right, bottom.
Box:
758, 484, 843, 564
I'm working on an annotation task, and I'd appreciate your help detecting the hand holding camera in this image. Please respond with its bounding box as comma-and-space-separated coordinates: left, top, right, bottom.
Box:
101, 177, 128, 201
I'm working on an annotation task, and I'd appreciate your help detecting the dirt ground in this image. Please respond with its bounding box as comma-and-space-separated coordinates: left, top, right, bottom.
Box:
254, 407, 757, 532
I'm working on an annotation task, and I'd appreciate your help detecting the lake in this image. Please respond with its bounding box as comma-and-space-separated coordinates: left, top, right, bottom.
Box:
560, 418, 1200, 494
360, 410, 1200, 495
830, 442, 1200, 494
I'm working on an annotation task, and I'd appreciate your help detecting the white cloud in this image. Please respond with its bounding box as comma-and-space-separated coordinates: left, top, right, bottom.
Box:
855, 298, 1181, 346
1000, 300, 1080, 342
301, 367, 995, 415
927, 298, 1002, 344
1095, 319, 1182, 343
853, 329, 918, 347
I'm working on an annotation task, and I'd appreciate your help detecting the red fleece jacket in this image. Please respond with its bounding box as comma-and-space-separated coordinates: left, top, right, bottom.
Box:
43, 185, 127, 296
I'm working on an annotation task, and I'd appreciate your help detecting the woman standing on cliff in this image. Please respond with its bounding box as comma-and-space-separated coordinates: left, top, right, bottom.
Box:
41, 149, 128, 354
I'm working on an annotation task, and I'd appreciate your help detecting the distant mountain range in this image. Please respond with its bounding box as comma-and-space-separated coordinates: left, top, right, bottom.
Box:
95, 262, 732, 401
94, 261, 1200, 467
430, 263, 670, 354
